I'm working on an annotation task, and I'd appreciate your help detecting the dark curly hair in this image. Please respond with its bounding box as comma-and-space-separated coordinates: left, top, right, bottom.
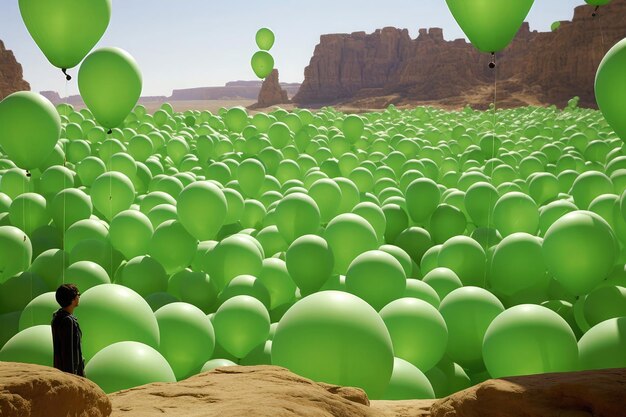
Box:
55, 284, 80, 308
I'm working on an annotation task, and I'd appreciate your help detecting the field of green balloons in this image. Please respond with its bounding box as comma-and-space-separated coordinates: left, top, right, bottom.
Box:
2, 0, 626, 402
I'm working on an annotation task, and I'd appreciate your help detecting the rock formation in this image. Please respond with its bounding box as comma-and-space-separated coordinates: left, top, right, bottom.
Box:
0, 40, 30, 100
2, 362, 626, 417
0, 362, 111, 417
249, 69, 291, 109
294, 0, 626, 109
170, 79, 300, 101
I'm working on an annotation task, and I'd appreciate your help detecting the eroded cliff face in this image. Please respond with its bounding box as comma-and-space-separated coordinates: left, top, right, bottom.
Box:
0, 41, 30, 100
293, 0, 626, 109
249, 69, 291, 109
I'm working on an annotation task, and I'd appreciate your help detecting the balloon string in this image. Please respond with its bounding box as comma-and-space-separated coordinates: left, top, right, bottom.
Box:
592, 6, 599, 18
63, 77, 69, 285
62, 68, 71, 82
486, 52, 498, 289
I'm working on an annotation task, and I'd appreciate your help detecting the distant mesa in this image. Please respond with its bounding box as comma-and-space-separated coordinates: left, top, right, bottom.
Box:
293, 0, 626, 109
249, 69, 291, 109
0, 40, 30, 100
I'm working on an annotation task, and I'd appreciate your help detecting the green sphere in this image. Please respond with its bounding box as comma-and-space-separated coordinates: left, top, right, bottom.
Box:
482, 304, 578, 378
205, 234, 264, 290
178, 181, 227, 241
0, 324, 52, 366
437, 236, 486, 287
0, 226, 32, 284
275, 193, 321, 243
578, 317, 626, 370
155, 302, 215, 380
324, 213, 379, 275
148, 220, 197, 275
90, 171, 136, 220
213, 295, 270, 358
383, 358, 435, 400
272, 291, 394, 399
109, 209, 153, 260
85, 341, 175, 393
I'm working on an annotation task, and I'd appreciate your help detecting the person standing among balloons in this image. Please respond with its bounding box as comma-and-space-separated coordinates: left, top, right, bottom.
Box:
51, 284, 85, 377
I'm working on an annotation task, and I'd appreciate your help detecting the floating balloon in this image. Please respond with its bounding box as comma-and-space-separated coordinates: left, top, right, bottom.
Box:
596, 38, 626, 142
275, 193, 321, 243
0, 92, 61, 169
90, 172, 136, 220
78, 47, 142, 129
445, 0, 535, 53
205, 234, 264, 290
0, 226, 32, 284
213, 295, 270, 358
85, 341, 175, 393
578, 317, 626, 370
109, 210, 153, 260
19, 0, 111, 71
285, 234, 334, 295
178, 182, 228, 241
148, 220, 197, 275
482, 304, 578, 378
383, 358, 435, 400
0, 325, 52, 366
256, 28, 275, 51
272, 291, 394, 399
251, 51, 274, 79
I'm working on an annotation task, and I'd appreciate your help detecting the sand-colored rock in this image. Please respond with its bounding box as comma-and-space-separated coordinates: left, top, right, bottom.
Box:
0, 40, 30, 100
429, 368, 626, 417
109, 365, 376, 417
294, 0, 626, 109
249, 69, 291, 109
0, 361, 111, 417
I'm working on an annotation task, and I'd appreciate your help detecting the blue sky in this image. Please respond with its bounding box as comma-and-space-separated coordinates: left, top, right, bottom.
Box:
1, 0, 586, 97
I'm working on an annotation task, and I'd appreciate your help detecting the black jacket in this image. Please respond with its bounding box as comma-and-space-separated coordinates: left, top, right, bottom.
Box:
51, 308, 85, 376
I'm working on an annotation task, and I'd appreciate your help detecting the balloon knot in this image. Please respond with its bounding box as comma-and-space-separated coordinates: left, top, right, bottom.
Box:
489, 52, 496, 69
62, 68, 72, 81
107, 129, 113, 135
25, 170, 31, 178
592, 6, 599, 17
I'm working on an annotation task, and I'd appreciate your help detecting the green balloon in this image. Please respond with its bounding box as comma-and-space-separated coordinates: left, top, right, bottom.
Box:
404, 278, 440, 308
19, 0, 111, 69
0, 325, 52, 366
9, 193, 49, 235
324, 213, 379, 275
29, 248, 68, 291
596, 38, 626, 142
0, 271, 48, 314
383, 358, 435, 400
586, 0, 611, 5
439, 286, 504, 370
285, 234, 334, 295
74, 284, 159, 360
482, 304, 578, 378
583, 285, 626, 328
272, 291, 394, 399
380, 298, 447, 372
489, 233, 549, 300
217, 274, 271, 310
0, 168, 34, 199
268, 122, 292, 148
543, 211, 618, 295
405, 178, 440, 224
345, 250, 406, 311
205, 234, 264, 290
64, 260, 110, 291
85, 341, 175, 393
493, 192, 539, 237
201, 358, 238, 372
213, 295, 270, 358
0, 226, 32, 284
238, 159, 266, 198
18, 292, 58, 330
578, 317, 626, 370
0, 92, 61, 169
256, 28, 275, 51
309, 178, 342, 223
571, 171, 613, 210
167, 268, 217, 313
422, 267, 462, 300
155, 302, 215, 380
90, 172, 136, 220
50, 188, 93, 230
464, 182, 498, 228
437, 236, 486, 287
342, 115, 365, 143
224, 107, 248, 133
77, 157, 106, 187
257, 258, 296, 310
38, 165, 74, 199
445, 0, 534, 53
109, 210, 153, 260
251, 51, 275, 79
78, 47, 142, 129
429, 203, 467, 244
148, 220, 197, 275
178, 182, 227, 241
275, 193, 321, 243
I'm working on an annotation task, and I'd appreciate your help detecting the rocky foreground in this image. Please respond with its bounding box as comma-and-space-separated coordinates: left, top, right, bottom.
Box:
1, 362, 625, 417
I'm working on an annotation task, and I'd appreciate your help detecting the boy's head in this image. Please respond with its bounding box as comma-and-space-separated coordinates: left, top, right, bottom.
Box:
55, 284, 80, 308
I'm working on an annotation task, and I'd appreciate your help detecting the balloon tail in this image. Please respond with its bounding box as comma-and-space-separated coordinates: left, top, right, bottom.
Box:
107, 129, 113, 135
592, 6, 599, 17
489, 52, 496, 69
62, 68, 72, 81
25, 169, 31, 178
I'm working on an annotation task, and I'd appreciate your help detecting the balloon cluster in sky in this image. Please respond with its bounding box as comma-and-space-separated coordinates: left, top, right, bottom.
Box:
0, 0, 625, 402
251, 28, 276, 79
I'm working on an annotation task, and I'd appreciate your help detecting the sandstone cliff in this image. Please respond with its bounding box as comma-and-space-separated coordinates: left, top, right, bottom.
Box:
249, 69, 291, 109
294, 0, 626, 109
0, 40, 30, 100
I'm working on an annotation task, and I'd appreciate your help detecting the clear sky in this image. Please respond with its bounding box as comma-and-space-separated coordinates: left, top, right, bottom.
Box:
1, 0, 587, 97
